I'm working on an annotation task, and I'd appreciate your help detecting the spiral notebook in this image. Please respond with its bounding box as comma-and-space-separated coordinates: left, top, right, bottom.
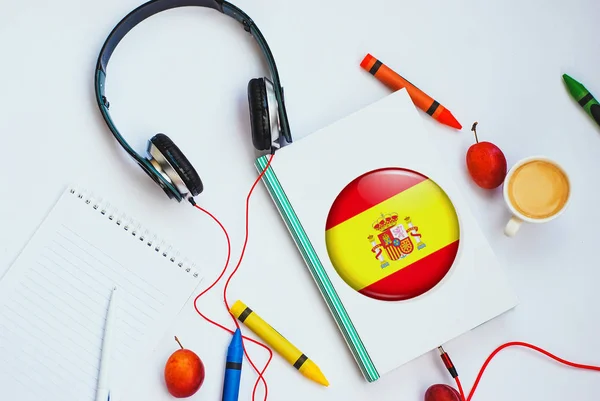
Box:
255, 89, 518, 382
0, 186, 203, 401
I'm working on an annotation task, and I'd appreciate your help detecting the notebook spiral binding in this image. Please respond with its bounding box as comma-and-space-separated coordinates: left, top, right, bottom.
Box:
67, 186, 200, 279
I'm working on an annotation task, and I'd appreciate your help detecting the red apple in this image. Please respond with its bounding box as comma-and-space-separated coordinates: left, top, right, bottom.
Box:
424, 383, 462, 401
466, 122, 507, 189
164, 336, 205, 398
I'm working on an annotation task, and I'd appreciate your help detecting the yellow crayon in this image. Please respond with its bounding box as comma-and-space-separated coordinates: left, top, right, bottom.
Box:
230, 300, 329, 387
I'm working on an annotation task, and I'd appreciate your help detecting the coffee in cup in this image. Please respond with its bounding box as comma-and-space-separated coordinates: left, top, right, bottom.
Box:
503, 156, 570, 237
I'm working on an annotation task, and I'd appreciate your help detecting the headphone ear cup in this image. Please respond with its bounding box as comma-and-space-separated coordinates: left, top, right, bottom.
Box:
248, 78, 272, 151
149, 134, 203, 197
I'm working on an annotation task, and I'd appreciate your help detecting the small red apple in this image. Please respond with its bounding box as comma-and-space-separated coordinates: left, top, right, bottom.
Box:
466, 122, 507, 189
424, 383, 462, 401
164, 336, 205, 398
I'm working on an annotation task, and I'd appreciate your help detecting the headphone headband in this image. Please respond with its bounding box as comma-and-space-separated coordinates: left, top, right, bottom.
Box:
94, 0, 292, 201
97, 0, 223, 72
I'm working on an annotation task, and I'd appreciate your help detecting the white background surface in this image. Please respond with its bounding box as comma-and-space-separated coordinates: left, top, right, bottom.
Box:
1, 0, 599, 400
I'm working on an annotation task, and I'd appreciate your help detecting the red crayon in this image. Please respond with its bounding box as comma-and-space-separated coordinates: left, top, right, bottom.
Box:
361, 53, 462, 130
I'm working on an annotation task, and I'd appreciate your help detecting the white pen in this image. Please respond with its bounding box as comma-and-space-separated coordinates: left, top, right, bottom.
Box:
96, 286, 117, 401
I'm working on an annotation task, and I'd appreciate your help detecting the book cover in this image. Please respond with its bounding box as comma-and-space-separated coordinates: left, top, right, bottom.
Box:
255, 89, 518, 382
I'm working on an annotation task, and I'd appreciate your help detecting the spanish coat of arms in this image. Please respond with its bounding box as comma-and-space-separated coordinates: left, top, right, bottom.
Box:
367, 213, 426, 268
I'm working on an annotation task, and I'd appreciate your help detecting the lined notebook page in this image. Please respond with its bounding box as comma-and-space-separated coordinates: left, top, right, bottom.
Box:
0, 187, 203, 401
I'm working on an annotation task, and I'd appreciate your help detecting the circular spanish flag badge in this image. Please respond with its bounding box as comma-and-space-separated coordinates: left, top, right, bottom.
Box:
325, 168, 460, 301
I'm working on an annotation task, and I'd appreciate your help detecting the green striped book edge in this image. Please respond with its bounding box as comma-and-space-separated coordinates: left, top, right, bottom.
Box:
255, 155, 379, 382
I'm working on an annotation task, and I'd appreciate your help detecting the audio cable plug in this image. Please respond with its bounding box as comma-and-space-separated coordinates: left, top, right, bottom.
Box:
438, 346, 458, 379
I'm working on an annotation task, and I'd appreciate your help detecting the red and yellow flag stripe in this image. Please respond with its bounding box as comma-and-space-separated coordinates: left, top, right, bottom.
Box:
325, 168, 459, 301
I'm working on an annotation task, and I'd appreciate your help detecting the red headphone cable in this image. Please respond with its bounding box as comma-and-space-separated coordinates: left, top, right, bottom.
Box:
189, 153, 275, 401
221, 153, 275, 400
438, 342, 600, 401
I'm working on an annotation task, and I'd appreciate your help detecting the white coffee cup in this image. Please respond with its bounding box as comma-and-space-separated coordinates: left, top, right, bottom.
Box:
503, 156, 570, 237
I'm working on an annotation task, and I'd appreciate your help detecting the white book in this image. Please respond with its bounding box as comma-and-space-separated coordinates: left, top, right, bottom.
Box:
254, 89, 518, 381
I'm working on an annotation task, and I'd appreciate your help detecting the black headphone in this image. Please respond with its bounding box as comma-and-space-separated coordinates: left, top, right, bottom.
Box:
94, 0, 292, 202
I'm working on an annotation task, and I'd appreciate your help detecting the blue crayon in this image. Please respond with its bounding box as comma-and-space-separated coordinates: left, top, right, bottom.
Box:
222, 329, 243, 401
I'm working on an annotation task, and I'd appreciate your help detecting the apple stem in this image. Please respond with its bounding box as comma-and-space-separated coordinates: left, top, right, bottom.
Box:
471, 122, 479, 143
174, 336, 184, 349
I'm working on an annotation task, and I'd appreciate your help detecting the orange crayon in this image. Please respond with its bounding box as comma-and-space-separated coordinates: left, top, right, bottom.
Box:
360, 53, 462, 130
